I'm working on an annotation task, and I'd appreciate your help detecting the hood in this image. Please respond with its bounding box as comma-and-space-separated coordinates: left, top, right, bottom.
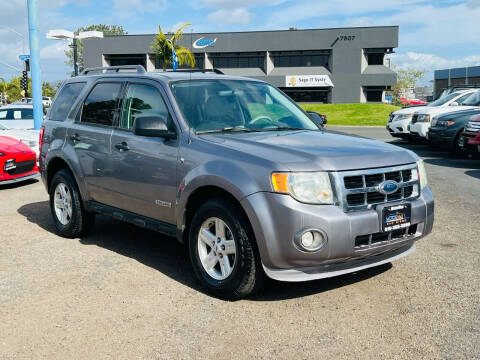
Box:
200, 130, 417, 171
0, 136, 35, 156
415, 106, 477, 117
437, 108, 480, 120
393, 105, 431, 115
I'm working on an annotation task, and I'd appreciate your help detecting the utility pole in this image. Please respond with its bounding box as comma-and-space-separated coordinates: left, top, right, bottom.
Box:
27, 0, 43, 130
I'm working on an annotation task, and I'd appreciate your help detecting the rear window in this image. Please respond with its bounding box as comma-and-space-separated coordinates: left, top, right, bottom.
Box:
49, 82, 86, 121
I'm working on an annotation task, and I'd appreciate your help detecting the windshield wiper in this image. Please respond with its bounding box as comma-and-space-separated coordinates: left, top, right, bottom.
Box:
262, 126, 311, 131
196, 127, 262, 134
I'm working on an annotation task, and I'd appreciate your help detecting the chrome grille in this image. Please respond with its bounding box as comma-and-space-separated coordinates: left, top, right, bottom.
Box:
334, 164, 419, 211
465, 121, 480, 133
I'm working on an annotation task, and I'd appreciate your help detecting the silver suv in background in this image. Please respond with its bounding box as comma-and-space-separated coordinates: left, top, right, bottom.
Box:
39, 66, 434, 299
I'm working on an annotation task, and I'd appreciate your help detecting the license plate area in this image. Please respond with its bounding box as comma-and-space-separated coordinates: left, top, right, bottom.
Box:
382, 203, 411, 232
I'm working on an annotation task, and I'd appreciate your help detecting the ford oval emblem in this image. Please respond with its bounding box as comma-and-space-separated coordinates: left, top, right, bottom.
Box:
378, 180, 399, 195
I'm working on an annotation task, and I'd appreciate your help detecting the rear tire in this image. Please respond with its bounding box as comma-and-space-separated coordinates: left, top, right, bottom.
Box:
49, 169, 95, 238
188, 198, 264, 300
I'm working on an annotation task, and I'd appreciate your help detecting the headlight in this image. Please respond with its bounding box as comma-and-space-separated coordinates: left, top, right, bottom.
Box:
416, 159, 428, 190
271, 172, 334, 204
396, 113, 413, 121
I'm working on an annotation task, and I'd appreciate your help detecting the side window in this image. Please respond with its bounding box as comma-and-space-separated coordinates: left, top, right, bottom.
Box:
456, 93, 472, 105
81, 83, 122, 126
0, 110, 8, 119
119, 83, 173, 131
21, 109, 33, 119
49, 82, 86, 121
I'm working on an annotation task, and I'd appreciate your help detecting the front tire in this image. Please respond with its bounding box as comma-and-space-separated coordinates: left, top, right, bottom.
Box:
49, 169, 94, 238
188, 198, 264, 300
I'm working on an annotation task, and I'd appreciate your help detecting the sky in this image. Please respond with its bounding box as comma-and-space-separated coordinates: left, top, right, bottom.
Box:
1, 0, 479, 84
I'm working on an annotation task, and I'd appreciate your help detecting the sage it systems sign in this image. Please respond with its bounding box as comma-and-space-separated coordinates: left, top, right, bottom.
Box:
286, 75, 334, 87
193, 37, 217, 49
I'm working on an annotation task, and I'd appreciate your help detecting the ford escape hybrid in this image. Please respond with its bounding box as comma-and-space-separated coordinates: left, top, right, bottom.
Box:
40, 66, 434, 299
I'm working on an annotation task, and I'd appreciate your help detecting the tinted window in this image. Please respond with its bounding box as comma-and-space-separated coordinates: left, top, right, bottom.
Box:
81, 83, 121, 126
0, 108, 33, 120
50, 82, 86, 121
119, 84, 173, 130
462, 91, 480, 106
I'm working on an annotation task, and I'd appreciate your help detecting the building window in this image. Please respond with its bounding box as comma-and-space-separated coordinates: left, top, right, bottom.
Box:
364, 48, 393, 66
363, 86, 387, 102
280, 87, 330, 103
153, 53, 204, 69
209, 52, 265, 69
270, 50, 331, 68
105, 54, 146, 68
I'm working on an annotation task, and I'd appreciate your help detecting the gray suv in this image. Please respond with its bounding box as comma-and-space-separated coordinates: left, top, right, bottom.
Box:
40, 66, 434, 299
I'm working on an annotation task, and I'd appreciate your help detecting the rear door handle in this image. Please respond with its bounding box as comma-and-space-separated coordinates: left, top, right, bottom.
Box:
115, 142, 130, 152
70, 133, 80, 141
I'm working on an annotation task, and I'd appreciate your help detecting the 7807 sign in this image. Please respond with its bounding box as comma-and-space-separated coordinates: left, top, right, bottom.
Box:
339, 35, 356, 41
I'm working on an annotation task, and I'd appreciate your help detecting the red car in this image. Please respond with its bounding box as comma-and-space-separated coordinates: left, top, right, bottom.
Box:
0, 135, 39, 185
461, 114, 480, 156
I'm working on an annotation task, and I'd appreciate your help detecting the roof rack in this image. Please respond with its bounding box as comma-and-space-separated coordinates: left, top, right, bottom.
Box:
166, 69, 224, 75
81, 65, 147, 75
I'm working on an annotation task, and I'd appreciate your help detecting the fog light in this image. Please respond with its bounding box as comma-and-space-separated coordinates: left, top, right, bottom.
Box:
295, 229, 328, 252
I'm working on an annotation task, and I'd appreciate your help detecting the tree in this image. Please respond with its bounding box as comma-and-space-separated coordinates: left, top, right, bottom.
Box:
42, 81, 57, 98
64, 24, 127, 74
6, 76, 31, 102
151, 24, 195, 71
391, 67, 427, 104
0, 78, 7, 102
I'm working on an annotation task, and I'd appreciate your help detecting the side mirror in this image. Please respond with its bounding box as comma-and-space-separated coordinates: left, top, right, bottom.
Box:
450, 101, 459, 106
134, 116, 176, 139
306, 111, 327, 128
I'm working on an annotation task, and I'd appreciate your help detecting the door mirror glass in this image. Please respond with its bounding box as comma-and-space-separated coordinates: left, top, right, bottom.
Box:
306, 111, 327, 128
134, 116, 176, 139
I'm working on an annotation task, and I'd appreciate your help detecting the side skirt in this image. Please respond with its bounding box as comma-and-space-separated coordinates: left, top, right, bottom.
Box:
88, 200, 177, 238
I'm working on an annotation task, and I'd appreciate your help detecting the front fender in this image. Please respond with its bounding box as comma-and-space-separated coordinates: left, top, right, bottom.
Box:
176, 160, 263, 230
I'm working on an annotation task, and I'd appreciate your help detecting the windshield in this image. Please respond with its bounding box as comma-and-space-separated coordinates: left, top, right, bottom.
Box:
170, 80, 318, 133
461, 91, 480, 106
428, 92, 461, 106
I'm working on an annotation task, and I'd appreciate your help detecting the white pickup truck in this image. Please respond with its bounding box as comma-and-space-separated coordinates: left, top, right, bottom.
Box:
387, 90, 476, 139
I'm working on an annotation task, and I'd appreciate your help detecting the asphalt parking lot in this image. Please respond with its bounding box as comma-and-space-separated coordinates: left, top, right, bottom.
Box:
1, 126, 479, 359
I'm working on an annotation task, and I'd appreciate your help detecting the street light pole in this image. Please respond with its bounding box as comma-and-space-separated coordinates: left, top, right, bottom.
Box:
27, 0, 43, 130
73, 37, 78, 76
47, 30, 103, 77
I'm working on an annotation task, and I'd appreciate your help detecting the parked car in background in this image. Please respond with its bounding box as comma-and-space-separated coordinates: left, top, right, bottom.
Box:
409, 90, 480, 140
42, 96, 52, 108
428, 108, 480, 153
39, 66, 434, 299
0, 135, 39, 185
387, 90, 475, 139
460, 114, 480, 157
0, 104, 45, 129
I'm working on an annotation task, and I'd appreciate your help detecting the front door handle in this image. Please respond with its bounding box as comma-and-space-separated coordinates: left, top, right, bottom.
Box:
115, 142, 130, 152
70, 133, 80, 141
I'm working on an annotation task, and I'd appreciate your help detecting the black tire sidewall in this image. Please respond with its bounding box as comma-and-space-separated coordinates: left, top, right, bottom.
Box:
188, 199, 256, 297
49, 169, 85, 238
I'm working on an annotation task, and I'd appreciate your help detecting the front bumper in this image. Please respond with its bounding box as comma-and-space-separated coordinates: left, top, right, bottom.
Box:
386, 119, 411, 136
241, 187, 434, 281
461, 131, 480, 153
409, 123, 430, 138
427, 127, 456, 148
0, 171, 39, 185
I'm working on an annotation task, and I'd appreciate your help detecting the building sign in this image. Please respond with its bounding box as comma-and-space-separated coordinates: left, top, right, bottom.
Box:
193, 37, 217, 49
286, 75, 334, 88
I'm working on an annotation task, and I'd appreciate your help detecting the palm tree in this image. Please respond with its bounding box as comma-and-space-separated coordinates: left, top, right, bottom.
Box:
151, 23, 195, 71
